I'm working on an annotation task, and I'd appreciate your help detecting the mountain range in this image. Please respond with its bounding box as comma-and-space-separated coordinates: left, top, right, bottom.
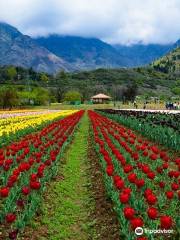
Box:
35, 35, 130, 69
0, 22, 73, 73
0, 22, 179, 73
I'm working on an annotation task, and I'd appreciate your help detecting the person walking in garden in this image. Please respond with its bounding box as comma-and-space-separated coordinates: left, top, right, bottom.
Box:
133, 100, 138, 109
143, 102, 146, 109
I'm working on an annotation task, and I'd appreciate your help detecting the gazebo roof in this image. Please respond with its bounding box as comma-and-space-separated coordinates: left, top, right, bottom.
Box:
91, 93, 111, 99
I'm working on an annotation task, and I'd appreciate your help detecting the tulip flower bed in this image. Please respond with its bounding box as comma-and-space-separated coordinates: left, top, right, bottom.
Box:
97, 109, 180, 151
0, 109, 58, 119
98, 109, 180, 132
0, 110, 84, 239
88, 110, 180, 239
0, 110, 77, 148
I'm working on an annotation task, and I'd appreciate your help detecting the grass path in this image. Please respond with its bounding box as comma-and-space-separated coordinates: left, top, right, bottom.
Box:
36, 112, 96, 240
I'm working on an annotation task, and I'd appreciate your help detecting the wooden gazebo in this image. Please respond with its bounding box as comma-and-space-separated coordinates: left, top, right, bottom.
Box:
91, 93, 111, 104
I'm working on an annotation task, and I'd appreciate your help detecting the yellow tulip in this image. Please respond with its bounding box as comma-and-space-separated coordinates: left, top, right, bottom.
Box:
0, 110, 77, 137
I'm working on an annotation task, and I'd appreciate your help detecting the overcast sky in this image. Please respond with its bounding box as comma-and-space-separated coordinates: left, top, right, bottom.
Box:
0, 0, 180, 45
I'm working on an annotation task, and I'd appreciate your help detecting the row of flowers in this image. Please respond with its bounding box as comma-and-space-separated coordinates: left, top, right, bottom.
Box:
97, 110, 180, 151
0, 110, 84, 239
88, 110, 180, 240
0, 109, 58, 119
0, 110, 77, 147
98, 109, 180, 132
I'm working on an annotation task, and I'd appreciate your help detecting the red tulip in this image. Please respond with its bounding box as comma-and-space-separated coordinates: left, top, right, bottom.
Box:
8, 175, 18, 184
13, 169, 20, 176
171, 183, 179, 191
178, 191, 180, 200
19, 162, 30, 172
123, 207, 135, 220
147, 172, 155, 180
0, 187, 9, 198
175, 158, 180, 165
123, 165, 133, 173
30, 181, 41, 190
22, 186, 30, 195
37, 170, 44, 178
166, 191, 174, 199
151, 146, 159, 154
129, 138, 135, 144
143, 151, 148, 157
137, 237, 148, 240
142, 165, 150, 173
30, 173, 37, 182
150, 153, 157, 161
163, 155, 169, 162
147, 207, 158, 219
128, 173, 137, 183
6, 213, 16, 223
3, 164, 10, 171
173, 171, 180, 178
136, 179, 145, 188
160, 216, 173, 229
115, 180, 124, 190
140, 144, 146, 151
156, 167, 163, 174
106, 165, 113, 176
45, 160, 51, 166
160, 151, 167, 158
9, 229, 18, 240
123, 188, 132, 195
132, 152, 139, 161
113, 175, 121, 183
130, 218, 143, 230
16, 199, 24, 207
144, 189, 153, 197
24, 147, 30, 155
168, 171, 179, 178
146, 194, 157, 205
162, 163, 168, 169
159, 181, 165, 188
119, 193, 129, 204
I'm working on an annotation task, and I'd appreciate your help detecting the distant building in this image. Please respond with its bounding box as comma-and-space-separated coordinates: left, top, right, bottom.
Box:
91, 93, 111, 104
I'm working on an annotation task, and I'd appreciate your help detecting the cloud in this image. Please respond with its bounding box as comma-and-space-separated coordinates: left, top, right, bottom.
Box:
0, 0, 180, 44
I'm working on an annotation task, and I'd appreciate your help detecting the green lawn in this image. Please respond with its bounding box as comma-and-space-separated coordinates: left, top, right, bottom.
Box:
32, 103, 114, 110
31, 101, 167, 111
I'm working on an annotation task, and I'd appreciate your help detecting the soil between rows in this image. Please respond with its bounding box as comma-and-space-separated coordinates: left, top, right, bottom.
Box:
87, 132, 120, 240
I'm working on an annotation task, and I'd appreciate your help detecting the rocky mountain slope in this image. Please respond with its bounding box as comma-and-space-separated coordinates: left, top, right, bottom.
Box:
35, 35, 130, 69
0, 22, 73, 73
36, 35, 177, 69
114, 43, 173, 66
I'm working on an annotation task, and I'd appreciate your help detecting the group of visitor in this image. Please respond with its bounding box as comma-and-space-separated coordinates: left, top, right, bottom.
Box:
132, 101, 180, 110
165, 102, 180, 110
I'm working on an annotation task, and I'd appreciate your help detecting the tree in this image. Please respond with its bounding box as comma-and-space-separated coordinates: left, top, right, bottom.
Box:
0, 87, 19, 109
33, 87, 50, 105
7, 66, 17, 82
18, 91, 36, 105
63, 90, 81, 102
55, 70, 68, 102
40, 73, 49, 85
123, 84, 138, 102
171, 87, 180, 95
17, 87, 50, 106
